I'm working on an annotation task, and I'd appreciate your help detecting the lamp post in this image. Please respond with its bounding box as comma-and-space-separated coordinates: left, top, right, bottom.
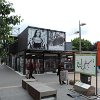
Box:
79, 20, 86, 53
75, 20, 86, 53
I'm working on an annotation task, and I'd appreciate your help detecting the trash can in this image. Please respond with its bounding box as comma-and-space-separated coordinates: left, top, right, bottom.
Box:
60, 70, 68, 84
80, 73, 91, 85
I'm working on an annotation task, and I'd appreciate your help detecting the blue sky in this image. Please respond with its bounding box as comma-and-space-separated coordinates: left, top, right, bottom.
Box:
9, 0, 100, 44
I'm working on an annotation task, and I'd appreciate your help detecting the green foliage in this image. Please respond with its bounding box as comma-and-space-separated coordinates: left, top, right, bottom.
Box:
0, 0, 22, 57
0, 48, 8, 57
71, 38, 92, 51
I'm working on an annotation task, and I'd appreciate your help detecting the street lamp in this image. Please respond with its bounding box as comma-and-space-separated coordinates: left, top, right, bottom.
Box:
75, 20, 86, 53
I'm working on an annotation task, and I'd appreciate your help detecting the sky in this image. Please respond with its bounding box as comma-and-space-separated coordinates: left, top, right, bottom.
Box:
8, 0, 100, 44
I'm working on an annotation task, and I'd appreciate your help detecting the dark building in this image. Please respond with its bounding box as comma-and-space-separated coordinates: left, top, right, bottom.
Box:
7, 35, 18, 70
65, 42, 72, 51
8, 26, 67, 75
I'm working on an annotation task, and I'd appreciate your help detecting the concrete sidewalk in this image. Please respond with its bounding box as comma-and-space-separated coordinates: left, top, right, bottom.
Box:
0, 65, 100, 100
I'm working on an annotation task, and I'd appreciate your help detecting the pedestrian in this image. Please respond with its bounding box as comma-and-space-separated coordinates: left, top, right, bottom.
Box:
26, 59, 35, 79
57, 62, 66, 85
57, 63, 62, 84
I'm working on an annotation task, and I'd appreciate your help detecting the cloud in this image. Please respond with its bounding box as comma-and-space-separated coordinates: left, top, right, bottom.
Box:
8, 0, 100, 43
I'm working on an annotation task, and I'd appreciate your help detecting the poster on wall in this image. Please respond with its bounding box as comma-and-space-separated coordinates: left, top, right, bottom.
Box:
27, 28, 47, 50
12, 56, 15, 69
20, 56, 24, 74
75, 54, 96, 76
48, 31, 65, 51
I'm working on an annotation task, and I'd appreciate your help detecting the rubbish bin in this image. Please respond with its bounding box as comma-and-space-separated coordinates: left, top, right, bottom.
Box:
80, 73, 91, 85
60, 70, 68, 84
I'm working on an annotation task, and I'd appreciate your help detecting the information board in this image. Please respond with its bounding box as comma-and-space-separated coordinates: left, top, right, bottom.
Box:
75, 54, 96, 76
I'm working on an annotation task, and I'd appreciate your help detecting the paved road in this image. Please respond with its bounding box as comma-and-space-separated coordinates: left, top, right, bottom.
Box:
0, 64, 100, 100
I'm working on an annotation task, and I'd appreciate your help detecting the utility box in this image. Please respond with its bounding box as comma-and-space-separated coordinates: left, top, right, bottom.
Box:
80, 73, 91, 85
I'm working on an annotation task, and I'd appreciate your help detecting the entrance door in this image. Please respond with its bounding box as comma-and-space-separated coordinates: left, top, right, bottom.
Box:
44, 54, 59, 72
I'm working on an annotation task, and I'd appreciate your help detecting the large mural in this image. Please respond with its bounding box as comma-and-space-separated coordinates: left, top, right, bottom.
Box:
48, 31, 65, 51
27, 28, 47, 50
27, 27, 65, 51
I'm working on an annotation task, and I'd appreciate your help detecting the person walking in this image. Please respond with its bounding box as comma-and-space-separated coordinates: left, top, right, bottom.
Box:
57, 63, 62, 84
26, 59, 35, 79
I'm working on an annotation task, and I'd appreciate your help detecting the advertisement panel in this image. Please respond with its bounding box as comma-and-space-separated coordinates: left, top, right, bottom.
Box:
48, 31, 65, 51
97, 42, 100, 66
75, 54, 96, 76
27, 28, 47, 50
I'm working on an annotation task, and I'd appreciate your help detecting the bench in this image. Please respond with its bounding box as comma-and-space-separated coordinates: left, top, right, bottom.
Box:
22, 79, 38, 89
22, 80, 57, 100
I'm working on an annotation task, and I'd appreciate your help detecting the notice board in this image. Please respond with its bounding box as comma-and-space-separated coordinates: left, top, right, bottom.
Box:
75, 54, 96, 76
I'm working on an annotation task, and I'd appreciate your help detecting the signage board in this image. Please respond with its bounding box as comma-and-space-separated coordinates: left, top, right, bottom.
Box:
75, 54, 96, 76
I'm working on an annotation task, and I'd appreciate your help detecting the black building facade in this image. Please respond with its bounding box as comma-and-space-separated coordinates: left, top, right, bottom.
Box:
8, 26, 67, 75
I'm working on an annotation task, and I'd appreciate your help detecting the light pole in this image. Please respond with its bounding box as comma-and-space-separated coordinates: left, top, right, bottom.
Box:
79, 20, 86, 53
75, 20, 86, 53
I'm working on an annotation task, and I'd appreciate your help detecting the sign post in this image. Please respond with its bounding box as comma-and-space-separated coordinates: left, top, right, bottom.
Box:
74, 53, 97, 95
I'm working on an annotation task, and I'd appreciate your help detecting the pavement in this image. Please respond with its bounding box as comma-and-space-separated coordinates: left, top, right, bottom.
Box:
0, 64, 100, 100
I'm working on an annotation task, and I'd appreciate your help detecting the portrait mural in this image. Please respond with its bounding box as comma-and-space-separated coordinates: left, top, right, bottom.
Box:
27, 28, 47, 50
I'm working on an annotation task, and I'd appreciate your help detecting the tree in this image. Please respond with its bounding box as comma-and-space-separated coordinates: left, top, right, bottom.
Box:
71, 38, 93, 51
0, 0, 22, 57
